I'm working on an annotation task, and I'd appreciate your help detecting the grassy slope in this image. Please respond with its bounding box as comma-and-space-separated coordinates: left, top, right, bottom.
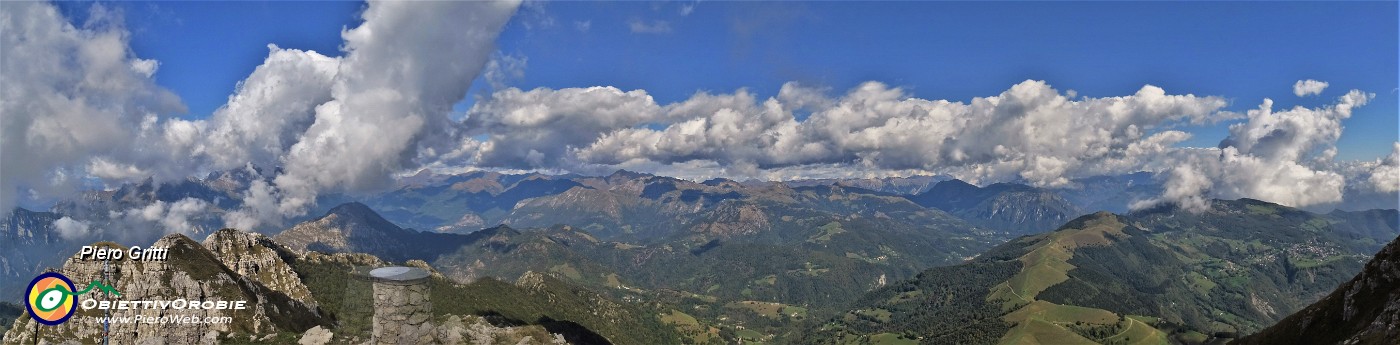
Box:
291, 254, 682, 345
801, 212, 1180, 345
991, 213, 1169, 345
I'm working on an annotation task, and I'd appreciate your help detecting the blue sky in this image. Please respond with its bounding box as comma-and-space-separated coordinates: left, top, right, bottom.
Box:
59, 0, 1398, 161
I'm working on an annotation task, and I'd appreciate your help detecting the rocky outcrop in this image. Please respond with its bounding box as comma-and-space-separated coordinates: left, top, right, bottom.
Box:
202, 228, 317, 307
439, 314, 566, 345
297, 325, 333, 345
3, 232, 329, 344
1233, 235, 1400, 345
301, 251, 388, 267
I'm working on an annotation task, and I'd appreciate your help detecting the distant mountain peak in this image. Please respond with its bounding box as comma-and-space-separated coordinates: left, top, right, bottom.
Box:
276, 202, 409, 258
327, 201, 374, 215
935, 178, 976, 189
700, 177, 736, 186
1052, 210, 1127, 237
911, 179, 1083, 235
277, 203, 489, 263
606, 169, 652, 180
477, 224, 521, 236
323, 201, 401, 229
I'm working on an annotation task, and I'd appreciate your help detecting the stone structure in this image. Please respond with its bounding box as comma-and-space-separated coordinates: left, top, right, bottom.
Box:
369, 266, 433, 344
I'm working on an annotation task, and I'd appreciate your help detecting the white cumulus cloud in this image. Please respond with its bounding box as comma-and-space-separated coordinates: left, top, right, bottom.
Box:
198, 45, 340, 171
0, 1, 521, 232
1293, 79, 1329, 97
3, 1, 1391, 222
559, 80, 1234, 186
52, 217, 92, 240
1365, 142, 1400, 194
266, 0, 521, 221
452, 86, 664, 170
1134, 90, 1374, 211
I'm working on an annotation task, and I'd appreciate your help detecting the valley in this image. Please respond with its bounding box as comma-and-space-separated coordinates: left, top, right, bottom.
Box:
3, 170, 1395, 344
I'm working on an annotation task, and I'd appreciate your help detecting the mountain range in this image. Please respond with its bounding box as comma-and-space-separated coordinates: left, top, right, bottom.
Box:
908, 179, 1084, 236
1, 169, 1396, 344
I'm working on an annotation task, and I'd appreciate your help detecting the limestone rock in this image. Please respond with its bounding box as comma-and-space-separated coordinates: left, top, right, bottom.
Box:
3, 232, 330, 344
298, 325, 333, 345
438, 314, 566, 345
202, 228, 318, 307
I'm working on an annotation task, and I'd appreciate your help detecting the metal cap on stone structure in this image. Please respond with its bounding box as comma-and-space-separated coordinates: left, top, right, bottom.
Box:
369, 266, 429, 284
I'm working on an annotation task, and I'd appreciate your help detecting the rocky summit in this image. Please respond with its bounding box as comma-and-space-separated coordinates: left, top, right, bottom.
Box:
202, 228, 319, 307
4, 232, 329, 344
1, 229, 584, 345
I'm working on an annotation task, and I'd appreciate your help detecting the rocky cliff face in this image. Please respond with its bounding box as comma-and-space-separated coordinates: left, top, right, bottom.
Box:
0, 208, 66, 301
1233, 235, 1400, 345
202, 228, 317, 306
3, 232, 329, 344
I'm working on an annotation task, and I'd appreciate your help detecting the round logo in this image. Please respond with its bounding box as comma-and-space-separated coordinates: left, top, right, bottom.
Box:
26, 272, 77, 326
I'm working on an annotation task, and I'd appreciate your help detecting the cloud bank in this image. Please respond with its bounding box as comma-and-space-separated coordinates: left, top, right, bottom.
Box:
453, 79, 1390, 212
451, 81, 1237, 187
2, 0, 522, 231
2, 0, 1394, 236
0, 3, 185, 212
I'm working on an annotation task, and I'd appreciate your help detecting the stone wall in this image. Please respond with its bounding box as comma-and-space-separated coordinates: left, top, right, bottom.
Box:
371, 280, 433, 344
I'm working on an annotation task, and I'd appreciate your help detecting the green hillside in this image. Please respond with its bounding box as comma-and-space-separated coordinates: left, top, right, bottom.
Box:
290, 252, 682, 345
807, 199, 1393, 345
301, 184, 1003, 342
276, 192, 1396, 345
